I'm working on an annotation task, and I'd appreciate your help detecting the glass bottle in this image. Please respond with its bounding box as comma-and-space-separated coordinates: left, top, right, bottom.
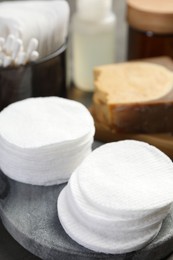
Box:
72, 0, 116, 91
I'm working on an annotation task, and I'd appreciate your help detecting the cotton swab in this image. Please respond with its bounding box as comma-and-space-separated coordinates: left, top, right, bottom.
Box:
15, 51, 27, 66
3, 34, 15, 55
0, 37, 5, 51
12, 38, 23, 60
26, 38, 39, 61
30, 50, 39, 62
0, 52, 5, 65
3, 56, 12, 68
0, 35, 39, 68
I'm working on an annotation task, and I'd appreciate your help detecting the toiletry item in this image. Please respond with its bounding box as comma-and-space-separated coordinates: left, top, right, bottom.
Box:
127, 0, 173, 60
0, 1, 70, 109
91, 62, 173, 134
0, 35, 39, 67
72, 0, 116, 91
58, 140, 173, 254
0, 97, 95, 185
0, 0, 69, 60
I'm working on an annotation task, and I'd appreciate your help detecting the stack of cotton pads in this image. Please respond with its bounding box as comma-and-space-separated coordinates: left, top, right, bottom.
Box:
0, 97, 95, 186
58, 141, 173, 254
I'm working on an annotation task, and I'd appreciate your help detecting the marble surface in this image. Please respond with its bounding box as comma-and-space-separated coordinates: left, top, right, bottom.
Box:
0, 221, 40, 260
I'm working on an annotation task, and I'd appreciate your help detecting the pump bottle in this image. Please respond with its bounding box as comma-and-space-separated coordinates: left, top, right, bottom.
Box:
72, 0, 116, 91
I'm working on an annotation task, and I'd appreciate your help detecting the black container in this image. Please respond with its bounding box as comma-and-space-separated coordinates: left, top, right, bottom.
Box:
0, 43, 66, 111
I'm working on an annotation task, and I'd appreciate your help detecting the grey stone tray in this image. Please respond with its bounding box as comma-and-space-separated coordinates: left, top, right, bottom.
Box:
0, 169, 173, 260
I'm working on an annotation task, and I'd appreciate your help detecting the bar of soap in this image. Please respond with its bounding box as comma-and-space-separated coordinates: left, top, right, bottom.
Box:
92, 62, 173, 133
58, 140, 173, 254
0, 97, 95, 185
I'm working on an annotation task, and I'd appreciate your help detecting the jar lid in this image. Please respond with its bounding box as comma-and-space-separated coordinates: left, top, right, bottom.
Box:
127, 0, 173, 34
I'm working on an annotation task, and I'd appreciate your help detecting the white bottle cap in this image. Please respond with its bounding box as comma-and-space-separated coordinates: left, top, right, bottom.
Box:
76, 0, 113, 21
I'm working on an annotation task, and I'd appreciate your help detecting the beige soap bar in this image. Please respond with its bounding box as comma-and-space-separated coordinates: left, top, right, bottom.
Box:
92, 62, 173, 133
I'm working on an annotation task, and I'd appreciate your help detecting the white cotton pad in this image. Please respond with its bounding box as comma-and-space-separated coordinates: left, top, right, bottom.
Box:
0, 97, 94, 148
67, 171, 171, 231
58, 140, 173, 254
58, 186, 162, 254
0, 97, 95, 185
77, 141, 173, 216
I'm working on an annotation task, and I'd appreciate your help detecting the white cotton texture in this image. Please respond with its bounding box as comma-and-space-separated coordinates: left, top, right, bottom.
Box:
0, 0, 69, 58
0, 97, 95, 185
58, 140, 173, 254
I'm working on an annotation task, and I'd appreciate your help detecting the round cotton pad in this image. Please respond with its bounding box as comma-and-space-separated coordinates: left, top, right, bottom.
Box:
77, 141, 173, 215
0, 97, 94, 148
0, 97, 95, 185
58, 140, 173, 254
58, 186, 162, 254
67, 171, 171, 231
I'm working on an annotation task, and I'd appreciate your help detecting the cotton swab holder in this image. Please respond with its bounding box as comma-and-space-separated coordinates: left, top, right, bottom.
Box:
32, 43, 67, 99
0, 42, 67, 111
0, 0, 70, 111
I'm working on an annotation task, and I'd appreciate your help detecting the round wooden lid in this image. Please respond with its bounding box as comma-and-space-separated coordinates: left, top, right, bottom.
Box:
127, 0, 173, 34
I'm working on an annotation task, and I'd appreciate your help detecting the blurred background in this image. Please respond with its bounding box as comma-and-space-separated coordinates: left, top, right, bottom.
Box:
67, 0, 127, 62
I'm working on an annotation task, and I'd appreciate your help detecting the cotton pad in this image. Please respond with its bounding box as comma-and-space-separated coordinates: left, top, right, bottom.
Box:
77, 141, 173, 215
58, 140, 173, 254
0, 97, 95, 185
58, 186, 162, 254
66, 171, 171, 231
